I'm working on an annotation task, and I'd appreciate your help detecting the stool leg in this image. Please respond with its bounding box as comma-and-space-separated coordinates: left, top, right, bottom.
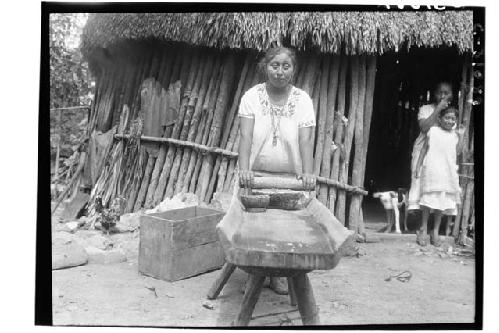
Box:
233, 274, 265, 326
291, 273, 320, 325
287, 277, 297, 306
207, 262, 236, 300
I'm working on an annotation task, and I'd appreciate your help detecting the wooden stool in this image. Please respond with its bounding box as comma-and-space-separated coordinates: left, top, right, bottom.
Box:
233, 268, 319, 326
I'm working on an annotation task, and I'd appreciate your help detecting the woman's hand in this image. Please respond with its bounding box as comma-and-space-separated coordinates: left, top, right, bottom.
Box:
436, 98, 450, 111
456, 124, 466, 136
297, 173, 316, 190
239, 169, 254, 189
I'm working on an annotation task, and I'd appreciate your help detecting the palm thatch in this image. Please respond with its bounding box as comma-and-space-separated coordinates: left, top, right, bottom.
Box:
81, 11, 473, 57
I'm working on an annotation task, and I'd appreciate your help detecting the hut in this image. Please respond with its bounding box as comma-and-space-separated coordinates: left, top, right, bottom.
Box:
78, 11, 475, 237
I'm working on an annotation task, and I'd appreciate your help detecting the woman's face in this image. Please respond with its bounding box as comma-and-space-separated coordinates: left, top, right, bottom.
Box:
434, 83, 453, 103
439, 111, 457, 131
266, 53, 294, 89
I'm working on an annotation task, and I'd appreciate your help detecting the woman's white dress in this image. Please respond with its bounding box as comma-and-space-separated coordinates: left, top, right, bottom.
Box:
238, 83, 316, 174
408, 105, 434, 210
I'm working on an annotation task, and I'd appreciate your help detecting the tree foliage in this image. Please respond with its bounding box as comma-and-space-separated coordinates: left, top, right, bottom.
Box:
50, 13, 91, 108
50, 13, 90, 164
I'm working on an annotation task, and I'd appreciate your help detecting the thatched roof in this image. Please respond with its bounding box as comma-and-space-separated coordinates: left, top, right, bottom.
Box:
81, 12, 473, 57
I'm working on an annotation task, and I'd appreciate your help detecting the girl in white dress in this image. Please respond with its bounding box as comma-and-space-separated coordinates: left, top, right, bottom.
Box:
414, 107, 463, 246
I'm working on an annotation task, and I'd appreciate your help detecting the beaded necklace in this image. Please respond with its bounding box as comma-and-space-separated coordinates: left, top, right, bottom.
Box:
265, 83, 292, 146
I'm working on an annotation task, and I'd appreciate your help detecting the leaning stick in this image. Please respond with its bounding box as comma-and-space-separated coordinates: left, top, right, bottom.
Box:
125, 147, 147, 213
133, 150, 157, 211
51, 151, 87, 214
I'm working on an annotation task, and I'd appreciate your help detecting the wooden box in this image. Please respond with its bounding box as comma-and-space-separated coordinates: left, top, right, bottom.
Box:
139, 206, 225, 282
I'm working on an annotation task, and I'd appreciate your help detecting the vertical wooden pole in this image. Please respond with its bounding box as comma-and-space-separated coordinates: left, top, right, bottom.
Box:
319, 55, 341, 205
336, 55, 359, 226
328, 54, 348, 213
313, 56, 331, 179
461, 57, 474, 157
348, 55, 367, 232
356, 55, 377, 236
454, 55, 474, 238
457, 61, 467, 126
301, 54, 321, 96
459, 179, 474, 245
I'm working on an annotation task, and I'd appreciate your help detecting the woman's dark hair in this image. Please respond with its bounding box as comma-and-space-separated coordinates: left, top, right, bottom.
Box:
434, 81, 453, 91
439, 106, 459, 118
257, 46, 298, 82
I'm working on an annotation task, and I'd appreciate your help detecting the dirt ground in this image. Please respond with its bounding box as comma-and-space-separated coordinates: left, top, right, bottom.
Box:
52, 229, 475, 327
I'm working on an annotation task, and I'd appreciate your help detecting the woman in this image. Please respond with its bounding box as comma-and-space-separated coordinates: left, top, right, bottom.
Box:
237, 46, 317, 294
217, 47, 352, 295
408, 82, 456, 243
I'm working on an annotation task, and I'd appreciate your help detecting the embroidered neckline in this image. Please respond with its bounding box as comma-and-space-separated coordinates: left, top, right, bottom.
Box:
257, 83, 300, 118
256, 83, 301, 146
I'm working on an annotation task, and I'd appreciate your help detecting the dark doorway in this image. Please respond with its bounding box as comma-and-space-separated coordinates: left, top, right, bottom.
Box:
363, 47, 466, 230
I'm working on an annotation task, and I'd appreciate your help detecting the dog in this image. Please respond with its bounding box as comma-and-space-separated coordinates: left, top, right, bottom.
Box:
373, 189, 408, 234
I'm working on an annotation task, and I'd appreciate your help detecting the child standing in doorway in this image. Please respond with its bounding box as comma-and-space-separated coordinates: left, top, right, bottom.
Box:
414, 107, 464, 246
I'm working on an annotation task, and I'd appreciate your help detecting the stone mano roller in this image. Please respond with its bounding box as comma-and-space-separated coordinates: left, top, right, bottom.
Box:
239, 176, 315, 212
